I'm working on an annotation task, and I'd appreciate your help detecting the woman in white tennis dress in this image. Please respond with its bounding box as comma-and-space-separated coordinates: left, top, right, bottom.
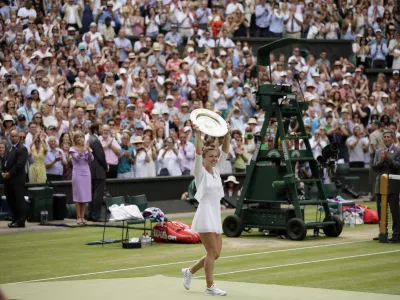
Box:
181, 124, 231, 297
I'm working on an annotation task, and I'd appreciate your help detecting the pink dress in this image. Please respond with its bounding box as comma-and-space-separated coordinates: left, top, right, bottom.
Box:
70, 148, 93, 203
132, 17, 144, 36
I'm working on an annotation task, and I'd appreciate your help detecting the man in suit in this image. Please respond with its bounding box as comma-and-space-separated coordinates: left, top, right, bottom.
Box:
88, 122, 108, 222
2, 130, 29, 228
372, 130, 400, 242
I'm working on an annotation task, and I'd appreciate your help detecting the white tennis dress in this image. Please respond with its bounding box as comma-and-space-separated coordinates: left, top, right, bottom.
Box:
191, 152, 228, 234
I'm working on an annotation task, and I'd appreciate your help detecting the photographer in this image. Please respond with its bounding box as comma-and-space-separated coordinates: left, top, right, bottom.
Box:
157, 137, 183, 176
326, 120, 349, 163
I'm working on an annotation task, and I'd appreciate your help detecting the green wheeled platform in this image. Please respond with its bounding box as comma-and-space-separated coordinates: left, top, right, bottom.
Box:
222, 39, 343, 241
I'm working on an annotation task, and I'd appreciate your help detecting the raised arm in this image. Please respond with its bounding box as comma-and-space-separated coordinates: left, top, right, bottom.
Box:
194, 124, 203, 155
221, 126, 231, 154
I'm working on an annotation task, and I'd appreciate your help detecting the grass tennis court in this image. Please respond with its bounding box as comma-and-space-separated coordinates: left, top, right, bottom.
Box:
1, 201, 400, 299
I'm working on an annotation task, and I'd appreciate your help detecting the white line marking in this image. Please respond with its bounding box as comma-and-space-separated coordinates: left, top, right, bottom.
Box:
8, 240, 369, 285
195, 249, 400, 278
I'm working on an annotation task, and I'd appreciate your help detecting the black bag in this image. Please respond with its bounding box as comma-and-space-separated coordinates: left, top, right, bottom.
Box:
182, 169, 190, 176
158, 168, 170, 176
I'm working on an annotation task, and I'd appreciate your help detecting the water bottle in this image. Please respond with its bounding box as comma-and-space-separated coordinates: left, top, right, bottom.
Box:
349, 214, 355, 228
344, 212, 350, 228
40, 211, 48, 225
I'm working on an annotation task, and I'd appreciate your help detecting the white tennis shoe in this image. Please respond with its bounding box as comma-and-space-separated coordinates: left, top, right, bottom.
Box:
205, 284, 227, 296
182, 268, 193, 290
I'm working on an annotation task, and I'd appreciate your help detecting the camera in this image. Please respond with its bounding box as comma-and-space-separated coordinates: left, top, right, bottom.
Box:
245, 133, 253, 140
317, 143, 339, 168
4, 74, 12, 85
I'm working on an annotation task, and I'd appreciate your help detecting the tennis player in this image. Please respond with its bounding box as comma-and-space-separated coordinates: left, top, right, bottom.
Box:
182, 124, 231, 296
0, 288, 8, 300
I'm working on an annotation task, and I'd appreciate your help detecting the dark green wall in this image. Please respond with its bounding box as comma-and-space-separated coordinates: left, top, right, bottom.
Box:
0, 168, 369, 203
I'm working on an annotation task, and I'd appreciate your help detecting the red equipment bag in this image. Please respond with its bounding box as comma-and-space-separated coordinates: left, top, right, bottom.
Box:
358, 205, 379, 224
152, 221, 201, 244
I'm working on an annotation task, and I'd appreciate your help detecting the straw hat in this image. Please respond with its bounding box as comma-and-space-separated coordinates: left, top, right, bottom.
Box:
2, 114, 15, 124
247, 118, 258, 125
74, 101, 86, 109
86, 104, 96, 111
224, 175, 239, 184
132, 136, 144, 144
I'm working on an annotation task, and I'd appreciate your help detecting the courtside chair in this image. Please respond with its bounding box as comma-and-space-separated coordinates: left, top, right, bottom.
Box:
126, 194, 159, 238
102, 196, 126, 247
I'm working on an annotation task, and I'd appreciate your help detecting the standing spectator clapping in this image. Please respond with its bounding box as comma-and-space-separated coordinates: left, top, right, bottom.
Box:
99, 124, 122, 178
158, 136, 183, 176
70, 131, 93, 225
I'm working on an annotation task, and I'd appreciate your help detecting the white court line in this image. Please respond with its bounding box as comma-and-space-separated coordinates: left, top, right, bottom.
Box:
9, 240, 369, 285
195, 249, 400, 278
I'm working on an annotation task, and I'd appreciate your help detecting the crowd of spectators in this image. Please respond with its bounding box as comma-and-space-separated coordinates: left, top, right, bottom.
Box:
0, 0, 398, 185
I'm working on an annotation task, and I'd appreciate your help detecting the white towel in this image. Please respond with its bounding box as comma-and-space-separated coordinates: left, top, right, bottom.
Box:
109, 204, 144, 221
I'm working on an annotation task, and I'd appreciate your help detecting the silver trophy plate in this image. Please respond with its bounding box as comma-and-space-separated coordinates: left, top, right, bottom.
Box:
190, 109, 228, 137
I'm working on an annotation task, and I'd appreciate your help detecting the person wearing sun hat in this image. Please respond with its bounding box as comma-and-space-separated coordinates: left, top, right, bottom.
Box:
2, 114, 16, 141
221, 175, 240, 208
148, 42, 167, 74
227, 105, 247, 134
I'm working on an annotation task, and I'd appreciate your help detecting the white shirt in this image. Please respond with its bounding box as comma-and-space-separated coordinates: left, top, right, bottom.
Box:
180, 73, 196, 86
38, 86, 55, 102
284, 13, 303, 33
216, 37, 235, 48
226, 2, 244, 15
183, 56, 196, 75
135, 150, 150, 178
157, 149, 183, 176
367, 5, 384, 23
198, 38, 215, 48
177, 10, 195, 29
86, 31, 103, 49
213, 90, 228, 110
310, 138, 327, 159
154, 102, 167, 113
17, 7, 37, 25
66, 5, 77, 24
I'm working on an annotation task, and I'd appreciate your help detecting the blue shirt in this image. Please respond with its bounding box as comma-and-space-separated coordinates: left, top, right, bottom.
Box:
371, 42, 388, 61
98, 11, 120, 26
165, 31, 183, 46
84, 93, 101, 108
44, 148, 65, 176
17, 106, 37, 123
268, 12, 284, 33
117, 146, 135, 173
239, 96, 256, 117
114, 37, 132, 62
255, 4, 270, 28
195, 7, 211, 25
227, 87, 243, 109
